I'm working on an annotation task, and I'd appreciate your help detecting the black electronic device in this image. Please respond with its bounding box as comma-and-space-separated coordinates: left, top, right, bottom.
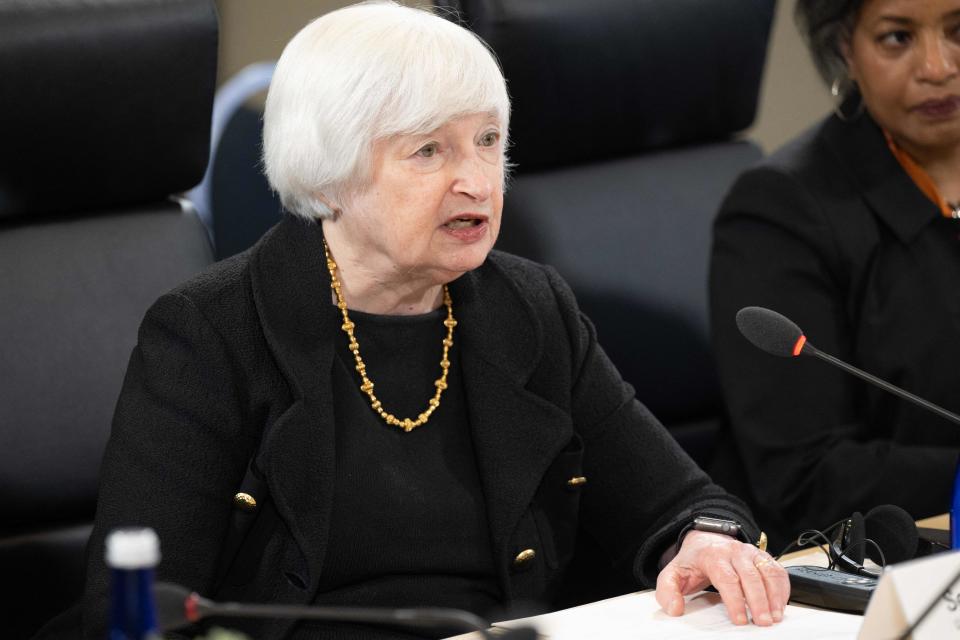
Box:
823, 506, 918, 579
916, 527, 951, 557
780, 505, 921, 612
829, 512, 880, 578
786, 565, 877, 613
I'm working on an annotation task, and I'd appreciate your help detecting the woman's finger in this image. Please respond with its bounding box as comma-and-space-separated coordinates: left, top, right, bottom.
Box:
731, 547, 774, 626
754, 552, 791, 621
655, 566, 687, 616
704, 556, 749, 625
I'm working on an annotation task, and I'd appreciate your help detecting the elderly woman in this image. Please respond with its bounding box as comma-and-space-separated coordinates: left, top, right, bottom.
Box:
79, 3, 787, 639
711, 0, 960, 552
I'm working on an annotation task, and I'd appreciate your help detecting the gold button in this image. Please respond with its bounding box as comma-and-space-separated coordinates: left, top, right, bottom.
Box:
233, 492, 257, 511
758, 531, 768, 552
566, 476, 587, 487
513, 548, 536, 568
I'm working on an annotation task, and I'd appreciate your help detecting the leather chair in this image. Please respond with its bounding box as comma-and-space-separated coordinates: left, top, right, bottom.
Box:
436, 0, 776, 467
0, 1, 217, 637
187, 62, 281, 260
435, 0, 776, 605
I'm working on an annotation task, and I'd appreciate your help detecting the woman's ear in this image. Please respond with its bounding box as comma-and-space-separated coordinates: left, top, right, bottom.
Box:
313, 193, 342, 219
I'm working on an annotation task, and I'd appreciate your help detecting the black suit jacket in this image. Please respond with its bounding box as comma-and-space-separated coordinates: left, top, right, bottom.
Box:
710, 112, 960, 551
80, 216, 755, 639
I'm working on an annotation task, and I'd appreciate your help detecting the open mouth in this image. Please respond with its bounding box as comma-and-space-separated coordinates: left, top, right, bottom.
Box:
444, 217, 485, 230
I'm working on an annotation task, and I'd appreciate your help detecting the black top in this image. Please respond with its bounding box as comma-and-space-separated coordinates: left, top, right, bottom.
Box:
308, 307, 499, 627
77, 217, 758, 640
710, 112, 960, 551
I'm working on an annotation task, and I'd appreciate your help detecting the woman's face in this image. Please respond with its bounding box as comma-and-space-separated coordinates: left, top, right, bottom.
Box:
845, 0, 960, 156
334, 112, 504, 286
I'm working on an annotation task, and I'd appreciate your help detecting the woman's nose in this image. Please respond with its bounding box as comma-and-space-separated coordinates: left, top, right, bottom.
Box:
917, 35, 959, 83
453, 156, 494, 201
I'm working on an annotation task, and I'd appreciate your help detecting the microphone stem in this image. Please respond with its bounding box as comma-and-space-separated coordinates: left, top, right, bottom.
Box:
805, 345, 960, 427
205, 602, 495, 639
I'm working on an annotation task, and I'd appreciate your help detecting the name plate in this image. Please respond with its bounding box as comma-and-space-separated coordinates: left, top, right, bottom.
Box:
860, 550, 960, 639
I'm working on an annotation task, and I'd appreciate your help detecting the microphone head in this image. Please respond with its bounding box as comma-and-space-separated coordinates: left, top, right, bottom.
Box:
864, 504, 918, 565
735, 307, 807, 357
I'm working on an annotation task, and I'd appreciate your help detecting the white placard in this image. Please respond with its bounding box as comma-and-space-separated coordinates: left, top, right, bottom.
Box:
859, 550, 960, 639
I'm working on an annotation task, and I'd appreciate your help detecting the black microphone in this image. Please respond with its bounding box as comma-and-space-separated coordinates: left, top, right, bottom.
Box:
861, 504, 918, 565
826, 505, 918, 578
830, 511, 876, 578
786, 504, 917, 613
735, 306, 960, 427
154, 582, 538, 640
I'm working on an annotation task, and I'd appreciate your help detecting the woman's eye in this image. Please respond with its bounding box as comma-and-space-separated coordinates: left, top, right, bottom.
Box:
416, 143, 439, 158
878, 30, 911, 48
479, 131, 500, 147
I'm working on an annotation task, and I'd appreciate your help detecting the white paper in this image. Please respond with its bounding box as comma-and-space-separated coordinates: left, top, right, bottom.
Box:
494, 590, 862, 640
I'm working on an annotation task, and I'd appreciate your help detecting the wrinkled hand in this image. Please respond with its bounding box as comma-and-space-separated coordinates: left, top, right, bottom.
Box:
655, 530, 790, 626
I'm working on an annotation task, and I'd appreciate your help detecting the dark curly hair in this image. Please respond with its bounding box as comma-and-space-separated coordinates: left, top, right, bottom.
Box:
795, 0, 867, 86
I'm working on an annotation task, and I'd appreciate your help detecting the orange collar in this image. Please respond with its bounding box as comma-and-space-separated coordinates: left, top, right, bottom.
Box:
883, 131, 957, 218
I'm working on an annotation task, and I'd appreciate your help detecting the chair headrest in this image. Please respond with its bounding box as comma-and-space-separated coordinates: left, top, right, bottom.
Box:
0, 0, 219, 219
439, 0, 776, 172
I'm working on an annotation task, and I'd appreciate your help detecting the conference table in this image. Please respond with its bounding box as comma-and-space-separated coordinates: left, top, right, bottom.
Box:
448, 514, 950, 639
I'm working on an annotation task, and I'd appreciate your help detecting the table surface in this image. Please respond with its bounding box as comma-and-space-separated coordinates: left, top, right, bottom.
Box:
446, 515, 950, 639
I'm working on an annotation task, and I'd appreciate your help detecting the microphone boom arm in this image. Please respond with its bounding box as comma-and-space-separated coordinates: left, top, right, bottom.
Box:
802, 343, 960, 427
180, 589, 506, 640
206, 600, 489, 630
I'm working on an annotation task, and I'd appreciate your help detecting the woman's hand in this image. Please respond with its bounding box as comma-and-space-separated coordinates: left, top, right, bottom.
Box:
655, 530, 790, 626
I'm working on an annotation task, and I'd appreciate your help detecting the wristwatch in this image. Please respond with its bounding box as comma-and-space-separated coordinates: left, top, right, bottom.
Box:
677, 516, 768, 552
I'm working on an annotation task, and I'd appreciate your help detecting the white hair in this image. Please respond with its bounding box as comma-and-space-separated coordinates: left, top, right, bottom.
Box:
262, 1, 511, 220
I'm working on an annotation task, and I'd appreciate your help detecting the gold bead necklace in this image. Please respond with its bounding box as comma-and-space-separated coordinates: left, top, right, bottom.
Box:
322, 239, 456, 432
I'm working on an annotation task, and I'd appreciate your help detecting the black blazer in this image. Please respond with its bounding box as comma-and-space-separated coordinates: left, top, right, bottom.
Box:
710, 112, 960, 550
80, 216, 755, 640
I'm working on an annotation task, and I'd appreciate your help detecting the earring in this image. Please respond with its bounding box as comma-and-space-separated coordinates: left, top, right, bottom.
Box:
831, 76, 865, 123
